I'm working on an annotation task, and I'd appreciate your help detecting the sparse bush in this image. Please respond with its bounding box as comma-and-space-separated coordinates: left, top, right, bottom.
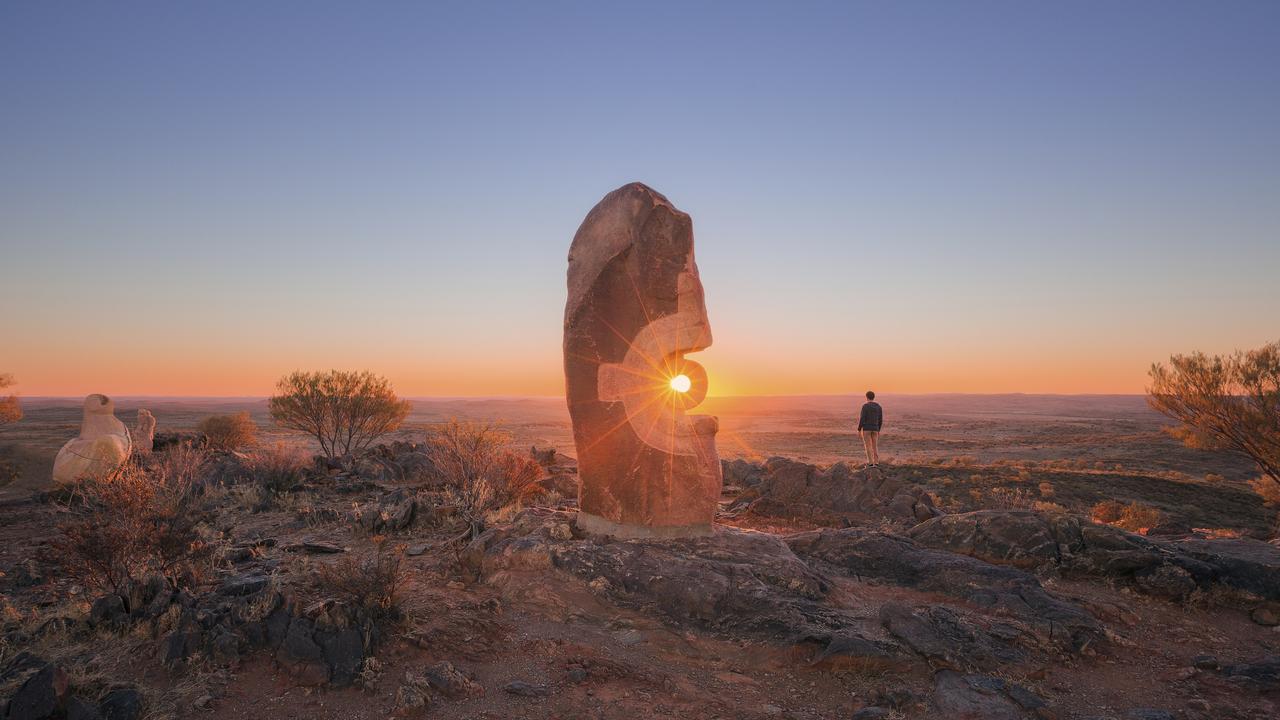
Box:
196, 411, 259, 450
1149, 341, 1280, 488
268, 370, 411, 460
1091, 500, 1166, 534
49, 454, 215, 592
311, 539, 405, 622
425, 420, 545, 537
1037, 481, 1055, 498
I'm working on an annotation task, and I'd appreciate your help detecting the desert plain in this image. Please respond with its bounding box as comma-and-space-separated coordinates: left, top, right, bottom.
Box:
0, 393, 1276, 720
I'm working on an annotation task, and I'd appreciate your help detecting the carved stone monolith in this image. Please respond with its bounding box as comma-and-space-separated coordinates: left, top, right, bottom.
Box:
52, 394, 133, 485
564, 183, 721, 537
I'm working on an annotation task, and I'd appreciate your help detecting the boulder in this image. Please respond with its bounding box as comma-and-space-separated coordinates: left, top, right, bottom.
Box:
98, 687, 143, 720
930, 671, 1046, 719
5, 664, 70, 720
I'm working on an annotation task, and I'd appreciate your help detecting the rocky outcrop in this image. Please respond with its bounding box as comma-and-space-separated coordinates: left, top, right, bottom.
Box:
465, 509, 1101, 674
530, 446, 579, 497
908, 510, 1280, 601
464, 508, 904, 668
733, 458, 941, 524
786, 527, 1102, 651
930, 670, 1048, 719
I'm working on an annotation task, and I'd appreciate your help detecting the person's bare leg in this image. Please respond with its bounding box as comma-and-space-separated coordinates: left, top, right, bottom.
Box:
868, 431, 879, 464
860, 430, 874, 466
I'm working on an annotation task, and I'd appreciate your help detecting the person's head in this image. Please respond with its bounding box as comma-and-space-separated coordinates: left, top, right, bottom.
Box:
865, 390, 875, 401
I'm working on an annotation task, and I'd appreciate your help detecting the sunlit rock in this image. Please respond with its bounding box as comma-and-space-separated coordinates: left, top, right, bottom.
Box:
564, 183, 721, 537
52, 394, 133, 485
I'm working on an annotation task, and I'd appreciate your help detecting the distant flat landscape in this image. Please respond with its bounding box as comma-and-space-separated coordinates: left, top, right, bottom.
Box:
2, 394, 1258, 499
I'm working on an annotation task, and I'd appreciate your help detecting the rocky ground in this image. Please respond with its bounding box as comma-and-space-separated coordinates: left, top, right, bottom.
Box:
1, 439, 1278, 720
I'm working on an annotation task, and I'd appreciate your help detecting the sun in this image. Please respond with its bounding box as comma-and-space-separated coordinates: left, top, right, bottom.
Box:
669, 374, 692, 393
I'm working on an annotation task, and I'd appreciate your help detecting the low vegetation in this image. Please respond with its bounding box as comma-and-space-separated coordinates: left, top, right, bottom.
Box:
425, 420, 544, 537
268, 370, 411, 460
196, 411, 259, 450
310, 539, 405, 623
48, 449, 216, 592
1091, 499, 1166, 533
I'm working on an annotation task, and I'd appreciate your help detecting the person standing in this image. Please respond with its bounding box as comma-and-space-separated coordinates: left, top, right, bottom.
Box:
857, 390, 883, 467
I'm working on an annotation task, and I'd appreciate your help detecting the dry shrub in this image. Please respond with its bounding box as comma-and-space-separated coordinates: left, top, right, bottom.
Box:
196, 411, 259, 450
426, 420, 545, 535
311, 540, 404, 622
49, 452, 215, 593
985, 486, 1036, 510
1037, 481, 1055, 498
1091, 500, 1166, 534
244, 442, 309, 496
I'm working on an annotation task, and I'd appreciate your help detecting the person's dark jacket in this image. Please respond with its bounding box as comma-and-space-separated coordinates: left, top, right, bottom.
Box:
858, 401, 883, 432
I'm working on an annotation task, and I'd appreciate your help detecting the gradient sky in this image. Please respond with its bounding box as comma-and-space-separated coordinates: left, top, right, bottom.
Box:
2, 1, 1278, 397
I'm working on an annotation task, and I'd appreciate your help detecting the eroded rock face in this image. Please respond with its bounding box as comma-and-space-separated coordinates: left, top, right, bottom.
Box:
52, 395, 133, 485
465, 508, 1101, 674
785, 527, 1102, 651
908, 510, 1280, 601
564, 183, 721, 537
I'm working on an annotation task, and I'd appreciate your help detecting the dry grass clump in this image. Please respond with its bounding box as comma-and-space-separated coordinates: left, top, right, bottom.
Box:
242, 442, 309, 498
425, 420, 545, 537
1091, 500, 1166, 534
49, 453, 216, 593
311, 539, 405, 622
196, 411, 259, 451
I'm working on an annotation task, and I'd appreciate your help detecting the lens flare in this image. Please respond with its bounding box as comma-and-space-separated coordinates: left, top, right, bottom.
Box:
670, 374, 692, 393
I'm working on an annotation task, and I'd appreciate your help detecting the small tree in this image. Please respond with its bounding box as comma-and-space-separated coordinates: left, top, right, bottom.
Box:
0, 373, 21, 428
1148, 341, 1280, 486
197, 411, 259, 450
268, 370, 410, 460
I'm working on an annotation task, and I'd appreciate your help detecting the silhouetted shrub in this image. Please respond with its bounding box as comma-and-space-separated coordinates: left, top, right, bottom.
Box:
196, 411, 259, 451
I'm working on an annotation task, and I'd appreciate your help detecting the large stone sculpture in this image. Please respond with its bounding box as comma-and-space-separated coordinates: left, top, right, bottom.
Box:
134, 409, 156, 455
564, 183, 722, 537
52, 394, 133, 485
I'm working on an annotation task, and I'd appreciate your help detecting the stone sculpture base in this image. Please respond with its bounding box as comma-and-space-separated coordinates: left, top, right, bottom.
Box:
575, 511, 714, 539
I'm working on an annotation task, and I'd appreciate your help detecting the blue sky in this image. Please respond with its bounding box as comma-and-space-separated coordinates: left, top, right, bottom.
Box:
2, 1, 1278, 395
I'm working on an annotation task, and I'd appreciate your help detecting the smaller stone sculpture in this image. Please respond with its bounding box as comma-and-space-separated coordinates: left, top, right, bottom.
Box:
133, 409, 156, 455
52, 394, 133, 485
